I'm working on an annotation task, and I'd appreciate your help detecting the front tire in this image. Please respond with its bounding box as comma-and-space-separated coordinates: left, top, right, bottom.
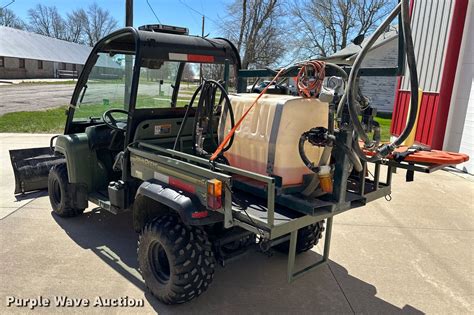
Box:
48, 164, 84, 217
138, 215, 215, 304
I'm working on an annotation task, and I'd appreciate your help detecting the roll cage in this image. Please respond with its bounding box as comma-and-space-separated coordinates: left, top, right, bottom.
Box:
65, 27, 241, 143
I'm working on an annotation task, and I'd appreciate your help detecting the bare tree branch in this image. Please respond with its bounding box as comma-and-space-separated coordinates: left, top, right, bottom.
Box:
27, 2, 117, 46
289, 0, 396, 58
28, 4, 66, 39
82, 3, 118, 46
0, 7, 26, 29
224, 0, 286, 69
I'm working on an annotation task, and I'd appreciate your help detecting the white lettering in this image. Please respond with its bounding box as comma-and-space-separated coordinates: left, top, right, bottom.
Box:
54, 296, 89, 307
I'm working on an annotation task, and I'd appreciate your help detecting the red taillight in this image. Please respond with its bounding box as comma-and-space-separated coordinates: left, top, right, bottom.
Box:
207, 179, 222, 210
191, 210, 208, 218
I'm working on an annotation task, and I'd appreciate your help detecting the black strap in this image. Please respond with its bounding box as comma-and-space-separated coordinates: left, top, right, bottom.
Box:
393, 145, 428, 163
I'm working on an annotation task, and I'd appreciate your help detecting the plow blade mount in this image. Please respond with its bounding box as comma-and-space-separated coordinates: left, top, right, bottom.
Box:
10, 147, 65, 194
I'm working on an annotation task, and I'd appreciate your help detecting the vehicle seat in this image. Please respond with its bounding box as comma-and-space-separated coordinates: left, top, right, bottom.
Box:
85, 124, 114, 150
85, 125, 124, 180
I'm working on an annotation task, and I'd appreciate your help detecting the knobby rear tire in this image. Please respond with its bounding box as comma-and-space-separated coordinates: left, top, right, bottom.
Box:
138, 215, 215, 304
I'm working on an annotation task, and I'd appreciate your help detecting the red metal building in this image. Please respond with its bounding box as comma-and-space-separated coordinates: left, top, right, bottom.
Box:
390, 0, 469, 150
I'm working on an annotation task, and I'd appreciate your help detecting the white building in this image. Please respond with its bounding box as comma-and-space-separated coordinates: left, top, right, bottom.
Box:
324, 26, 399, 114
0, 26, 90, 79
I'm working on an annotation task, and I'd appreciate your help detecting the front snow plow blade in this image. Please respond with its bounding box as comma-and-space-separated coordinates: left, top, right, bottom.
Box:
9, 147, 65, 194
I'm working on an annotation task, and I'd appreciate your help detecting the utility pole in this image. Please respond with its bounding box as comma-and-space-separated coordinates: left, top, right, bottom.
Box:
126, 0, 133, 27
124, 0, 133, 109
200, 15, 205, 83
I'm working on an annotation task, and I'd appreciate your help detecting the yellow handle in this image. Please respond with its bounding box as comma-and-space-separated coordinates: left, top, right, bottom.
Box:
402, 88, 423, 147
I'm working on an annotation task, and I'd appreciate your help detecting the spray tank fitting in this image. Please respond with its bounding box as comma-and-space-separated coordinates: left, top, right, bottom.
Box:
318, 165, 333, 193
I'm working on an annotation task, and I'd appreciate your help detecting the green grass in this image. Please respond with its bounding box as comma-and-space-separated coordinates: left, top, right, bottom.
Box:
0, 102, 394, 141
374, 116, 392, 142
0, 106, 67, 133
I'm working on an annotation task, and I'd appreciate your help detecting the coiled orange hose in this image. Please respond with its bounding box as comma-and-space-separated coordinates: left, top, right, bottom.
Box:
296, 60, 325, 98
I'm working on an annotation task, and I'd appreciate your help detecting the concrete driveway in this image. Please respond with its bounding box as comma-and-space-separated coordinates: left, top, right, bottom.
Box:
0, 133, 472, 314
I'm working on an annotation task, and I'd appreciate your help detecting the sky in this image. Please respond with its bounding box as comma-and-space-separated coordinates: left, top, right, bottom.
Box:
2, 0, 231, 37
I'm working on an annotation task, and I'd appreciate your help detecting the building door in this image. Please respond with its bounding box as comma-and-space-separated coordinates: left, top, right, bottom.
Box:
53, 62, 59, 78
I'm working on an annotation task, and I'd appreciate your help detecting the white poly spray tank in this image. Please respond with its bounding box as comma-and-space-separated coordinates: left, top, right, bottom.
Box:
219, 93, 329, 186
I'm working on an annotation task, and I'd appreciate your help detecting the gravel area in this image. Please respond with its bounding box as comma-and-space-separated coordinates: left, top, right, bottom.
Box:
0, 84, 75, 115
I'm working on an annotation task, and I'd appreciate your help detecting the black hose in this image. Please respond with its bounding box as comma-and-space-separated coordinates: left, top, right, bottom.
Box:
173, 85, 202, 150
298, 134, 320, 173
325, 62, 348, 80
173, 79, 235, 155
342, 0, 419, 162
345, 2, 402, 146
390, 0, 419, 148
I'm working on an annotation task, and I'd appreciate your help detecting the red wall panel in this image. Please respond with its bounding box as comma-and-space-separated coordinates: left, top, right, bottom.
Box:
391, 91, 440, 147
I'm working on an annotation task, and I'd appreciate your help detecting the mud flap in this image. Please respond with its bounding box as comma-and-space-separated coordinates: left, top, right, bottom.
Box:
9, 147, 65, 194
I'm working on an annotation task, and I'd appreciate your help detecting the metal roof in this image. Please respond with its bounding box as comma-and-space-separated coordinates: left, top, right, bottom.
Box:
0, 26, 91, 64
323, 26, 399, 64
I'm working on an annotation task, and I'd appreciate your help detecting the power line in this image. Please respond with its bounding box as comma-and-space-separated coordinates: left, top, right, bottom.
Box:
177, 0, 236, 36
1, 0, 15, 10
177, 0, 223, 28
146, 0, 162, 24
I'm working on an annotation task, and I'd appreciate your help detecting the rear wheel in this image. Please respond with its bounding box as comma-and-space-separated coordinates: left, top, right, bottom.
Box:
48, 164, 84, 217
138, 215, 215, 304
274, 221, 325, 254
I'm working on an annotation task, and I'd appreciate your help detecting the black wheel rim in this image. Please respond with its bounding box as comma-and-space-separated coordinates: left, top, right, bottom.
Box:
149, 241, 170, 284
52, 179, 61, 205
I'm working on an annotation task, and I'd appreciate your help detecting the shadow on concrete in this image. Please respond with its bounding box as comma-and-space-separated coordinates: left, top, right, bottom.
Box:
53, 208, 422, 314
14, 190, 48, 202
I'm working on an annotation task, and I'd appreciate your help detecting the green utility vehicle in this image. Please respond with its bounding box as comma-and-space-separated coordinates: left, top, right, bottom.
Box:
9, 2, 460, 305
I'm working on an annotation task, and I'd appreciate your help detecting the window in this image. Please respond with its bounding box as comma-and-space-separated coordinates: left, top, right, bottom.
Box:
60, 63, 66, 70
72, 64, 77, 71
38, 60, 43, 70
19, 58, 25, 69
0, 57, 4, 68
74, 53, 132, 121
136, 60, 182, 108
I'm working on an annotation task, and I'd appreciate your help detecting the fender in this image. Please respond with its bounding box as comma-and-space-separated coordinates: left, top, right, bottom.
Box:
134, 181, 223, 229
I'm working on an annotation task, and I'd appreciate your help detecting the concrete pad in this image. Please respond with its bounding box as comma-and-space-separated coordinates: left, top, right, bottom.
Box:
0, 133, 473, 313
0, 133, 56, 216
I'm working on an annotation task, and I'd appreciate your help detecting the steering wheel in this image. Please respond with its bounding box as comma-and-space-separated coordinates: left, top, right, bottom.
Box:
102, 109, 128, 131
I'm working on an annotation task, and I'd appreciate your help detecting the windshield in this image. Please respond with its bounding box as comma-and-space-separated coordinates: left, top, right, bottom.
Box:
73, 54, 236, 121
74, 53, 135, 120
73, 52, 133, 121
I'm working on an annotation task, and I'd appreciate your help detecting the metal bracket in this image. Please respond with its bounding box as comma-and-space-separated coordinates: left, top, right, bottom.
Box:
287, 217, 333, 283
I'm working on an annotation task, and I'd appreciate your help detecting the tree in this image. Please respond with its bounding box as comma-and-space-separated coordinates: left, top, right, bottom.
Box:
289, 0, 395, 58
81, 3, 118, 46
0, 7, 26, 29
26, 2, 117, 46
224, 0, 286, 69
64, 10, 88, 43
28, 4, 66, 39
182, 64, 196, 82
